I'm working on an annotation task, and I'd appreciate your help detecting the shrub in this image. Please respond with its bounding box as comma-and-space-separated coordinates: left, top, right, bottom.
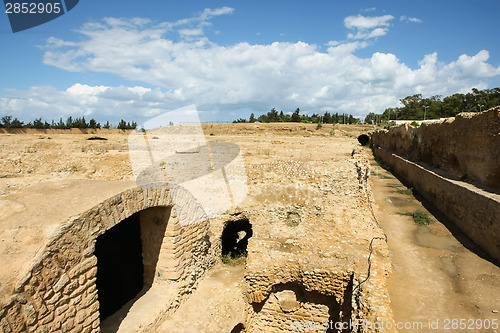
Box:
221, 253, 246, 266
399, 210, 434, 225
397, 187, 413, 195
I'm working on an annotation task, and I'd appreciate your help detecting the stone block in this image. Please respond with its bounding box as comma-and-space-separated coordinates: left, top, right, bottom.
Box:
81, 325, 92, 333
75, 310, 87, 324
68, 257, 97, 279
70, 295, 82, 306
61, 318, 75, 332
82, 310, 99, 328
86, 267, 97, 280
0, 317, 12, 333
39, 311, 54, 325
22, 303, 37, 326
46, 292, 61, 305
53, 274, 70, 293
55, 304, 69, 317
64, 281, 79, 295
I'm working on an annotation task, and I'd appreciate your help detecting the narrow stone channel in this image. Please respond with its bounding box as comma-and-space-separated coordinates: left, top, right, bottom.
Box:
368, 151, 500, 332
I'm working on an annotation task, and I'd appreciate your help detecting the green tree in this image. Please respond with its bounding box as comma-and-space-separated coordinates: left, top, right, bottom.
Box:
117, 119, 127, 129
364, 112, 376, 124
1, 116, 12, 128
33, 118, 44, 129
267, 108, 279, 122
291, 108, 301, 122
10, 118, 24, 128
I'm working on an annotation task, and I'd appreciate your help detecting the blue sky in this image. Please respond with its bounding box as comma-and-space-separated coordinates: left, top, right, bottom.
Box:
1, 0, 499, 124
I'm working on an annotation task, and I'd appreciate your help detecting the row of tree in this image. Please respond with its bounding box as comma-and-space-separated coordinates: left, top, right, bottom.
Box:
0, 116, 137, 130
234, 108, 360, 124
365, 87, 500, 124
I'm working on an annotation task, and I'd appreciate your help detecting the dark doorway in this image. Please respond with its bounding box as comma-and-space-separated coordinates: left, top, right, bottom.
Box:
95, 212, 144, 320
230, 323, 245, 333
221, 219, 253, 258
358, 134, 370, 146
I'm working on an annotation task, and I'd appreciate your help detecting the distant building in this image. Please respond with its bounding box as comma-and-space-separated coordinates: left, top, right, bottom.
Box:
393, 118, 448, 126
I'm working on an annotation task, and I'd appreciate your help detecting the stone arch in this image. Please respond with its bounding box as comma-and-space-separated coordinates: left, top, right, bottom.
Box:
1, 184, 214, 332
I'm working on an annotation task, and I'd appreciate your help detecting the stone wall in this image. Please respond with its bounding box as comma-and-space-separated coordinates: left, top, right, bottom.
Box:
0, 185, 215, 333
249, 285, 337, 332
371, 107, 500, 191
372, 142, 500, 263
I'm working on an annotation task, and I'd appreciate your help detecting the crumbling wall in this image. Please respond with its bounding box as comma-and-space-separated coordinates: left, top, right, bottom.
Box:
371, 108, 500, 190
249, 285, 340, 332
371, 108, 500, 263
0, 186, 215, 333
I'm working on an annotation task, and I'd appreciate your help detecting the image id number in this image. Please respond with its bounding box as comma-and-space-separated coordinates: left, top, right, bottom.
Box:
443, 318, 498, 330
5, 2, 62, 14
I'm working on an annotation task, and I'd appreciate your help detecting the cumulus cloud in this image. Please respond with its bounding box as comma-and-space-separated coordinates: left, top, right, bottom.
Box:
3, 9, 500, 122
0, 83, 189, 123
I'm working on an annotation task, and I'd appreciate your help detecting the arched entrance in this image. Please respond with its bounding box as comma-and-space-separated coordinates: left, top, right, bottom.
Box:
94, 206, 171, 321
95, 212, 143, 320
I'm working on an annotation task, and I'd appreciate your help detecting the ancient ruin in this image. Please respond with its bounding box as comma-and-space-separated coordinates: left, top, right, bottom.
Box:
0, 113, 499, 332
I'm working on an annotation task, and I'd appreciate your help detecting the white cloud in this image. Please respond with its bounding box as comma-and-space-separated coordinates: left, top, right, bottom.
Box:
348, 27, 389, 40
344, 14, 394, 40
3, 11, 500, 122
400, 15, 423, 23
344, 14, 393, 30
179, 28, 204, 37
450, 50, 500, 78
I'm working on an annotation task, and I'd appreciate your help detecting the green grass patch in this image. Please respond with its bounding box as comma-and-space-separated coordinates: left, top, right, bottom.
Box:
59, 165, 79, 173
396, 187, 413, 195
221, 253, 246, 266
399, 210, 434, 225
374, 157, 393, 172
385, 183, 413, 194
376, 173, 393, 179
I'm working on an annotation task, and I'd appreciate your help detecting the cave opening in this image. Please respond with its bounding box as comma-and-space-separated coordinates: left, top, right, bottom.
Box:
357, 134, 370, 146
221, 218, 253, 258
94, 212, 144, 321
230, 323, 245, 333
